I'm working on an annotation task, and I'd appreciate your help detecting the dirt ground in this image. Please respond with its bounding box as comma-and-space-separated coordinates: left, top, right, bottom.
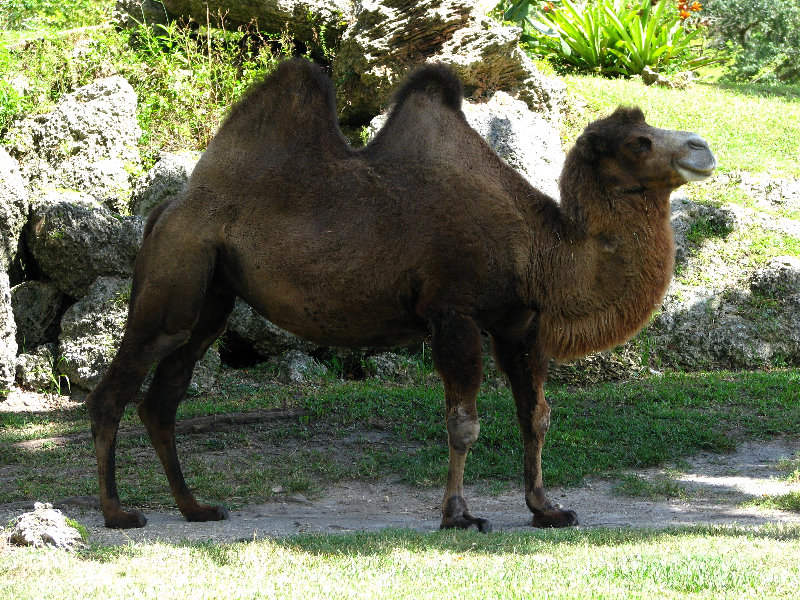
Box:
3, 439, 799, 546
1, 388, 799, 545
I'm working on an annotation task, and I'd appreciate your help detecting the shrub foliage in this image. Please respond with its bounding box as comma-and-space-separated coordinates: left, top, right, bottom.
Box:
499, 0, 712, 76
706, 0, 800, 83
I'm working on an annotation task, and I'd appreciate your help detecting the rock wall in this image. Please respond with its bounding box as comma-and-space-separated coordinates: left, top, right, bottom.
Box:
1, 1, 798, 397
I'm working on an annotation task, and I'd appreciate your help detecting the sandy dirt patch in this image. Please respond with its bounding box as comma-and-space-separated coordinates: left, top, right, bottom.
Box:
2, 439, 797, 546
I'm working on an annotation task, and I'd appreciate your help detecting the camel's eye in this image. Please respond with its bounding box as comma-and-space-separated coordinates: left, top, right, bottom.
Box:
626, 137, 652, 153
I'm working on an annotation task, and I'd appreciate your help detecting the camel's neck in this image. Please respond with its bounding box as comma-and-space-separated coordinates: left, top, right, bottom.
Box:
526, 167, 675, 361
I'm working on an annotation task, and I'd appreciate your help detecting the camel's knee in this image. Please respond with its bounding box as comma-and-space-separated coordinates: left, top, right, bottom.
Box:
447, 407, 480, 453
534, 402, 551, 435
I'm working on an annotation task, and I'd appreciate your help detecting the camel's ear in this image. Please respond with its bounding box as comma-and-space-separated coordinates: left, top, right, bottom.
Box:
574, 130, 608, 163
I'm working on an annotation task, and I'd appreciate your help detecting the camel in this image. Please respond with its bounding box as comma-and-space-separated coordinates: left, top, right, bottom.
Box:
86, 58, 716, 530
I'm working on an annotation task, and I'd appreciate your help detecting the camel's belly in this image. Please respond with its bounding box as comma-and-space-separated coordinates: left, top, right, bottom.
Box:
240, 290, 428, 348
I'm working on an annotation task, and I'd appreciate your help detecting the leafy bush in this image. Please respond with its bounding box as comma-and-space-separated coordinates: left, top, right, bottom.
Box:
499, 0, 712, 76
705, 0, 800, 83
0, 0, 111, 31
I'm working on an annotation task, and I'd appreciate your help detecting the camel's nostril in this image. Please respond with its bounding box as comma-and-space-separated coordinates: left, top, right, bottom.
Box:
688, 138, 709, 151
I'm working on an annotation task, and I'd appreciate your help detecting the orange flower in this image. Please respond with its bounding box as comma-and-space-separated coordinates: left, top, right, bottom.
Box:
679, 9, 690, 18
543, 1, 555, 11
690, 1, 702, 10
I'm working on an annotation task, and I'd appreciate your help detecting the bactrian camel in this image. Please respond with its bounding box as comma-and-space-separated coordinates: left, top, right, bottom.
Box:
87, 58, 716, 530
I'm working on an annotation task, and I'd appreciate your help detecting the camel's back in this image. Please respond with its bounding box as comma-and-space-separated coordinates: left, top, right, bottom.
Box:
145, 60, 539, 345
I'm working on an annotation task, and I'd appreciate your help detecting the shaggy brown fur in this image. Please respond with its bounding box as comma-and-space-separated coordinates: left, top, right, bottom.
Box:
86, 58, 715, 530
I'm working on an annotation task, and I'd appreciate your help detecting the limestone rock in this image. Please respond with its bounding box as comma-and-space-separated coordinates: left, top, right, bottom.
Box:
15, 345, 57, 391
7, 502, 85, 550
363, 351, 413, 380
750, 256, 800, 298
159, 0, 350, 45
0, 271, 16, 391
0, 147, 29, 277
650, 285, 800, 370
114, 0, 172, 28
58, 276, 132, 390
6, 76, 141, 212
461, 92, 563, 199
187, 347, 221, 395
226, 299, 318, 359
11, 280, 65, 349
670, 195, 737, 264
266, 349, 326, 383
27, 191, 144, 299
131, 151, 200, 216
334, 1, 564, 123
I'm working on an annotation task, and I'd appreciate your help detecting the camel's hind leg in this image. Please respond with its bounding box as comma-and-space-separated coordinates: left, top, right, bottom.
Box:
87, 327, 193, 528
430, 311, 491, 532
136, 288, 235, 523
86, 227, 222, 528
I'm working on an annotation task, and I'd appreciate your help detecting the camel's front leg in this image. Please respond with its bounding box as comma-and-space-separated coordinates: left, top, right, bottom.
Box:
492, 332, 579, 528
430, 311, 491, 533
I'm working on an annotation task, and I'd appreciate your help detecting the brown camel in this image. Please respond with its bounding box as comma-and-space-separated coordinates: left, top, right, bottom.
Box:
86, 58, 716, 530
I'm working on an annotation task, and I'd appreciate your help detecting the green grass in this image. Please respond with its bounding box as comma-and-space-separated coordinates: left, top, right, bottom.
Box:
3, 526, 800, 599
563, 75, 800, 177
612, 473, 689, 499
1, 370, 799, 506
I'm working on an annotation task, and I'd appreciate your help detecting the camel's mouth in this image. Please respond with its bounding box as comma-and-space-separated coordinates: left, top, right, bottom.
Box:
675, 163, 715, 182
674, 137, 716, 182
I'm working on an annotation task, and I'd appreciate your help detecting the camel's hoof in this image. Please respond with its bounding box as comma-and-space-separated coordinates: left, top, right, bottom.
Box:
104, 509, 147, 529
531, 508, 579, 528
185, 504, 229, 522
440, 514, 493, 534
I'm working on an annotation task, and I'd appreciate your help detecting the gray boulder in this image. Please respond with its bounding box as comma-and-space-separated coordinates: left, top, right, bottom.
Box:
266, 350, 326, 383
159, 0, 349, 45
363, 351, 414, 381
15, 345, 57, 391
670, 194, 737, 264
0, 271, 16, 391
6, 76, 141, 212
226, 299, 318, 359
59, 276, 220, 392
11, 280, 65, 349
0, 147, 29, 277
462, 92, 563, 199
131, 151, 200, 216
750, 256, 800, 298
58, 276, 131, 390
6, 502, 85, 550
650, 285, 800, 370
114, 0, 172, 28
334, 1, 564, 123
27, 191, 144, 298
368, 92, 563, 198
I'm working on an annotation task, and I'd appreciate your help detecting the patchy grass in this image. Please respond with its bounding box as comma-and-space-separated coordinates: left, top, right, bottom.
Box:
2, 526, 800, 599
1, 369, 799, 507
612, 473, 690, 500
747, 492, 800, 513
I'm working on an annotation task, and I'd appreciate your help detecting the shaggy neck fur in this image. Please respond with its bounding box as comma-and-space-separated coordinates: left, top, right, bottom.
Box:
528, 149, 675, 361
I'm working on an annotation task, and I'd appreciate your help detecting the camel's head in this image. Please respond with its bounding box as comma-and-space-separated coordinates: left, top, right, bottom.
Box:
572, 106, 716, 195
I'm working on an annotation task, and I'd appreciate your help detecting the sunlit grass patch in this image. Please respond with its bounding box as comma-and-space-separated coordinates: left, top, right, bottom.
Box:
3, 526, 800, 599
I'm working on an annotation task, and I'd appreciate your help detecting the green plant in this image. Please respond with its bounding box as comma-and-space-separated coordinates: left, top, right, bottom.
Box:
499, 0, 712, 76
